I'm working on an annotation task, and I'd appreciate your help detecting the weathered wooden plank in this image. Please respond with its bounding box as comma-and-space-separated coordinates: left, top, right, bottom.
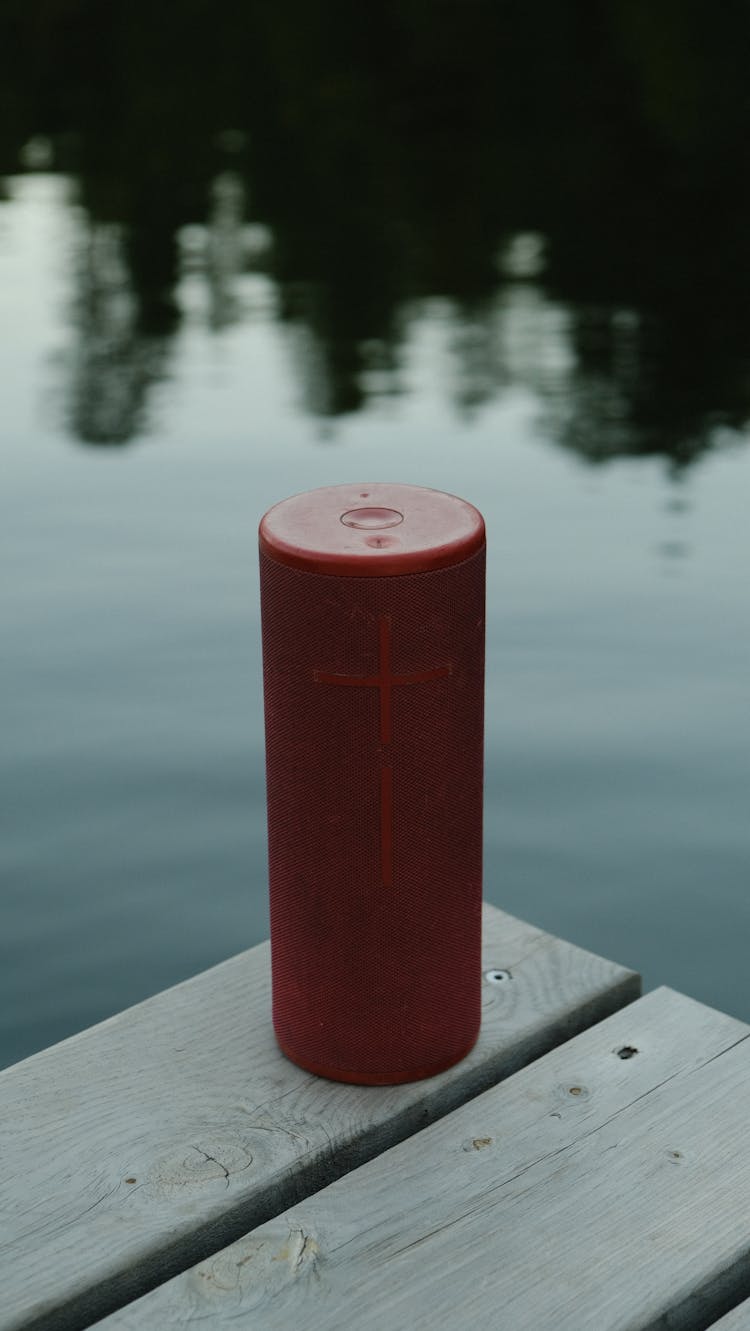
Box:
0, 904, 637, 1331
708, 1301, 750, 1330
95, 988, 750, 1331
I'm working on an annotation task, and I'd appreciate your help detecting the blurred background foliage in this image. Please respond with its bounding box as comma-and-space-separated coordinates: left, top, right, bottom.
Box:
2, 0, 750, 456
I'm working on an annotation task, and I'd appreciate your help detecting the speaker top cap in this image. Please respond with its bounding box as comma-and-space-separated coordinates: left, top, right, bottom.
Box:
259, 482, 485, 576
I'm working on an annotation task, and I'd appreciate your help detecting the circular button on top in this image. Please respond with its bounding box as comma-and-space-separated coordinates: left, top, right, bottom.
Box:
340, 507, 404, 529
259, 482, 485, 576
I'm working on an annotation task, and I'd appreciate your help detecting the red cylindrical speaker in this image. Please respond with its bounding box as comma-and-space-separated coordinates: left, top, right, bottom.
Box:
259, 482, 485, 1085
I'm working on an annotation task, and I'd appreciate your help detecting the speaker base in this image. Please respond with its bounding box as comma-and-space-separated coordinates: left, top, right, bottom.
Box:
274, 1029, 481, 1086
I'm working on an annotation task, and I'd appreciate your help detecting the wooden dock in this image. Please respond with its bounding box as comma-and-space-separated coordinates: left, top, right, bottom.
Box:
2, 903, 749, 1330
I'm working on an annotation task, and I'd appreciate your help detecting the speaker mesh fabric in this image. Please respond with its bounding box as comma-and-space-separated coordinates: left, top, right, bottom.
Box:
260, 544, 485, 1083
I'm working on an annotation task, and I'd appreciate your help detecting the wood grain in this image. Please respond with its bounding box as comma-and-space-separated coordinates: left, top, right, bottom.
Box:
96, 988, 750, 1331
0, 904, 637, 1331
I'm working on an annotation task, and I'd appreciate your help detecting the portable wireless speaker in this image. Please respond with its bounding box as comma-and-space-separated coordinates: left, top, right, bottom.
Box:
259, 482, 486, 1084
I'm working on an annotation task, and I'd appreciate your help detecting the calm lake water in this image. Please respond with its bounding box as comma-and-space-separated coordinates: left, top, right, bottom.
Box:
2, 167, 749, 1069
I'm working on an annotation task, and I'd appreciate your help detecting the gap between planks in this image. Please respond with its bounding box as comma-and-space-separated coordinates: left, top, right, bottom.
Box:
94, 988, 750, 1331
0, 904, 638, 1331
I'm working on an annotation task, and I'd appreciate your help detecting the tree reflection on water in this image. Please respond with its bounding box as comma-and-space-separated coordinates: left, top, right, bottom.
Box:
2, 0, 749, 459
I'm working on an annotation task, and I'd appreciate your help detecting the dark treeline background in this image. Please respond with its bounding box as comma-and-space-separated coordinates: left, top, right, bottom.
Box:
2, 0, 750, 457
